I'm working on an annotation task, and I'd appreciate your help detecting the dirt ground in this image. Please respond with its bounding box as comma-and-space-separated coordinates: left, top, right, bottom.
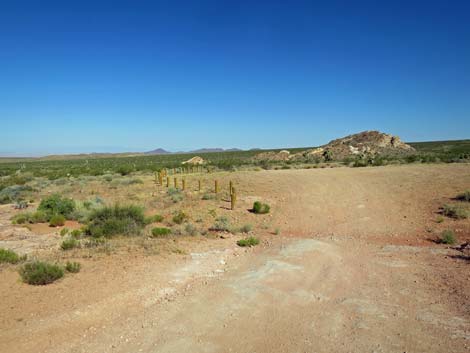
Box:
0, 163, 469, 353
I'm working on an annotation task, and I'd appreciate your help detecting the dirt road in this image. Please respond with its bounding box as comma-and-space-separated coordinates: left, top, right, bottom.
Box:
1, 164, 469, 352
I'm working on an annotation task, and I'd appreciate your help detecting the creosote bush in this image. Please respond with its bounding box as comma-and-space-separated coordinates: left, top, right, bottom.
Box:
49, 214, 66, 227
212, 216, 231, 231
442, 204, 469, 219
456, 190, 470, 202
252, 201, 270, 214
60, 237, 80, 250
172, 210, 188, 225
146, 214, 164, 224
440, 230, 456, 245
65, 261, 81, 273
0, 248, 26, 264
86, 204, 146, 238
151, 227, 172, 237
19, 261, 64, 285
238, 224, 252, 234
38, 194, 76, 220
237, 236, 260, 247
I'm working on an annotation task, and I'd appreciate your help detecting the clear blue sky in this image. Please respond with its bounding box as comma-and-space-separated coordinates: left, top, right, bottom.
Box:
1, 0, 469, 156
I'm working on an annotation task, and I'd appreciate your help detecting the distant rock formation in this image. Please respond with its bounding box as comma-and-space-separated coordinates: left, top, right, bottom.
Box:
253, 131, 415, 162
182, 156, 205, 165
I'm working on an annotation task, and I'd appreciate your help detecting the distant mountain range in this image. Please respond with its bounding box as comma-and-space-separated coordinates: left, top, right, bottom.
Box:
144, 148, 243, 155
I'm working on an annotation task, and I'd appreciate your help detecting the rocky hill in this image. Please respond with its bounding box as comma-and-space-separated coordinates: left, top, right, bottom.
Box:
254, 131, 415, 162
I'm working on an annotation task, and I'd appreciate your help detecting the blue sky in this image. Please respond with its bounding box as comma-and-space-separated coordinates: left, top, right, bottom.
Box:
1, 0, 469, 156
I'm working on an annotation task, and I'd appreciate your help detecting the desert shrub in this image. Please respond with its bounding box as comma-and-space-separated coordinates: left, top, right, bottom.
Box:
456, 190, 470, 202
19, 261, 64, 285
436, 216, 444, 223
274, 227, 281, 235
70, 197, 104, 223
86, 204, 146, 237
60, 237, 80, 250
440, 230, 456, 245
212, 216, 231, 231
252, 201, 270, 214
65, 261, 81, 273
146, 214, 164, 223
116, 165, 134, 176
120, 177, 143, 185
151, 227, 172, 237
0, 185, 33, 204
14, 200, 29, 209
83, 237, 107, 248
11, 212, 32, 224
172, 210, 188, 225
167, 188, 183, 203
239, 224, 252, 233
70, 229, 82, 238
237, 236, 260, 247
103, 174, 114, 182
202, 193, 215, 200
184, 223, 198, 236
49, 214, 66, 227
31, 210, 48, 223
0, 248, 25, 264
442, 204, 469, 219
60, 228, 69, 236
38, 194, 75, 220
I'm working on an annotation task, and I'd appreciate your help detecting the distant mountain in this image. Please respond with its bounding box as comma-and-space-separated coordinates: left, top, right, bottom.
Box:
144, 148, 171, 155
189, 148, 242, 153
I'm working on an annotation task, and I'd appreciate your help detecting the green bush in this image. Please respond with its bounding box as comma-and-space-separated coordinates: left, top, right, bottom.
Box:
151, 227, 172, 237
252, 201, 270, 214
49, 214, 66, 227
31, 210, 48, 223
65, 261, 81, 273
456, 190, 470, 202
146, 214, 164, 223
440, 230, 456, 245
86, 204, 146, 237
60, 237, 79, 250
116, 165, 134, 176
70, 229, 82, 238
0, 248, 25, 264
60, 228, 69, 236
11, 212, 32, 225
237, 236, 260, 247
442, 204, 469, 219
38, 194, 75, 220
172, 210, 188, 225
202, 193, 215, 200
19, 261, 64, 285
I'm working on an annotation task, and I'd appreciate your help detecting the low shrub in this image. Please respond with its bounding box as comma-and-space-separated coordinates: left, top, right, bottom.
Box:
167, 188, 183, 203
238, 224, 252, 233
60, 237, 80, 250
456, 190, 470, 202
70, 229, 82, 238
11, 212, 32, 225
86, 204, 146, 237
19, 261, 64, 285
65, 261, 81, 273
237, 236, 260, 247
440, 230, 456, 245
184, 223, 198, 236
211, 216, 231, 231
172, 210, 188, 225
31, 210, 48, 223
146, 214, 164, 223
442, 204, 469, 219
151, 227, 172, 237
60, 228, 69, 236
49, 214, 66, 227
83, 237, 107, 248
116, 165, 134, 176
0, 248, 25, 264
38, 194, 76, 220
252, 201, 270, 214
202, 193, 215, 200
